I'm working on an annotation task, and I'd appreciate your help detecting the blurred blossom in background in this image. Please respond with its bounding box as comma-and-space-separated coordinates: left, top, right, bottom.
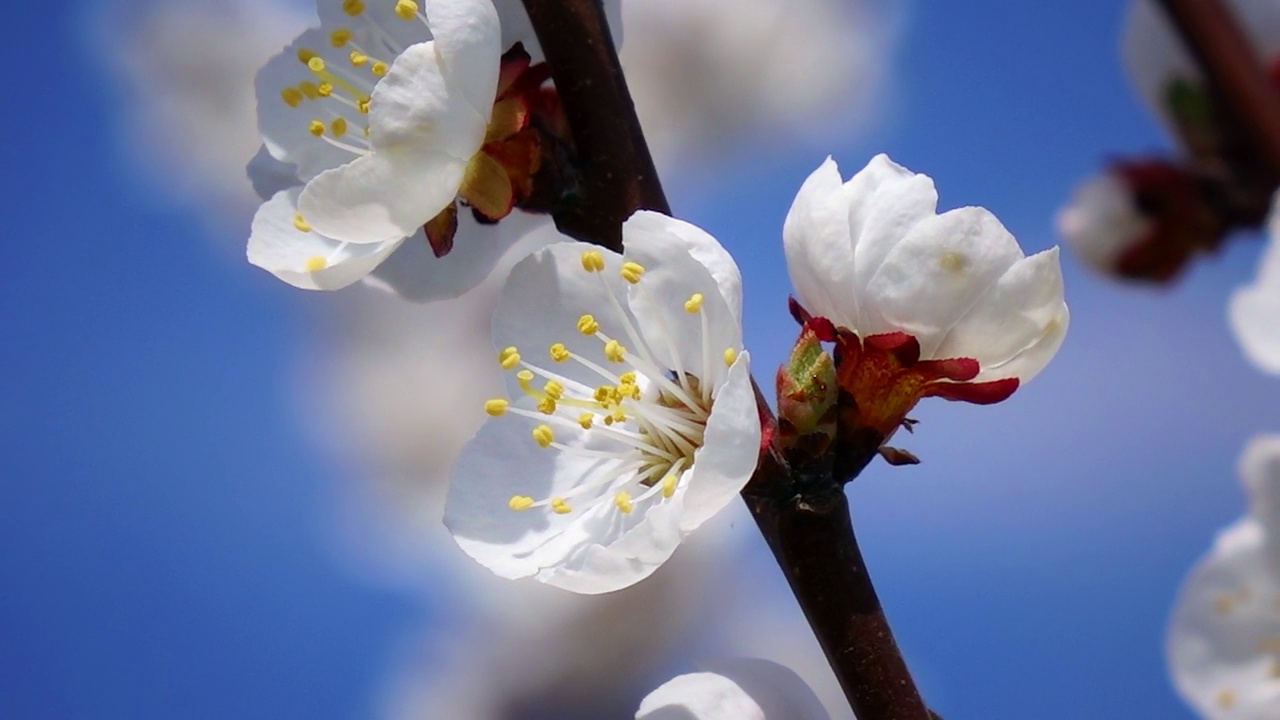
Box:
4, 0, 1278, 718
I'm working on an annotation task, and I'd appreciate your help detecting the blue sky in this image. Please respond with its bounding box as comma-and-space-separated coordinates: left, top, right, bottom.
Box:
4, 1, 1280, 718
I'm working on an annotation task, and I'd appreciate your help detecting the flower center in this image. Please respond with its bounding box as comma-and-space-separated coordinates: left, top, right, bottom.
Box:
487, 249, 736, 518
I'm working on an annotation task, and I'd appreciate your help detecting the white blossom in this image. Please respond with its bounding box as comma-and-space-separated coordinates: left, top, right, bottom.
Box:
636, 659, 830, 720
1168, 436, 1280, 720
444, 212, 759, 594
783, 154, 1067, 423
1230, 194, 1280, 375
1057, 170, 1153, 275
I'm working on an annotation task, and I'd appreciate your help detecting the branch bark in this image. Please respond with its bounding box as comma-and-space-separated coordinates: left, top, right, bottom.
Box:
1155, 0, 1280, 183
520, 1, 931, 717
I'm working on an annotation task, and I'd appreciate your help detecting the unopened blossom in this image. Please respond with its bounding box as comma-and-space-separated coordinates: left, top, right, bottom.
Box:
1230, 195, 1280, 375
1057, 160, 1221, 282
250, 0, 556, 295
1168, 436, 1280, 720
636, 659, 830, 720
444, 212, 759, 594
783, 154, 1068, 453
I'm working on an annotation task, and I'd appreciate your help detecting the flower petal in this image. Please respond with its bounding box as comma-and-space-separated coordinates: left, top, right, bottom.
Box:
861, 205, 1023, 354
1230, 228, 1280, 375
1167, 518, 1280, 720
626, 211, 744, 322
425, 0, 501, 120
637, 658, 830, 720
933, 247, 1069, 383
677, 355, 759, 532
247, 188, 402, 290
1057, 171, 1150, 274
1241, 434, 1280, 536
783, 156, 858, 325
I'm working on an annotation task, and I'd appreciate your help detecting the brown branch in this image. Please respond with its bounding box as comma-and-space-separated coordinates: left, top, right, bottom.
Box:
520, 1, 931, 717
519, 0, 667, 250
1155, 0, 1280, 183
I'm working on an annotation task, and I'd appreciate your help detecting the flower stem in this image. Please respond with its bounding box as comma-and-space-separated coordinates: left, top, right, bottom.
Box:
519, 1, 933, 717
1155, 0, 1280, 184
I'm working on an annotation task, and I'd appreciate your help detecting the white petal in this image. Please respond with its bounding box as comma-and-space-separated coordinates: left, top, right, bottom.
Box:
782, 157, 859, 325
677, 355, 759, 532
247, 188, 402, 290
625, 210, 744, 322
424, 0, 501, 120
637, 659, 830, 720
363, 210, 556, 301
847, 155, 940, 307
934, 247, 1069, 383
1057, 171, 1149, 274
862, 205, 1023, 354
246, 144, 299, 202
1241, 435, 1280, 535
1167, 518, 1280, 720
1230, 234, 1280, 375
625, 221, 743, 391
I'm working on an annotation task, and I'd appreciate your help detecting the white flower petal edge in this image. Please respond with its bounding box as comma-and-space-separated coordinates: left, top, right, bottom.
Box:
1057, 171, 1151, 275
1230, 195, 1280, 375
783, 154, 1068, 385
1167, 519, 1280, 720
444, 214, 759, 594
248, 187, 403, 290
636, 658, 831, 720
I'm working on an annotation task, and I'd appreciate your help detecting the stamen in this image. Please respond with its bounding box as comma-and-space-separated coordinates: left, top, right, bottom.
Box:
330, 117, 349, 137
297, 48, 319, 64
581, 250, 606, 272
578, 413, 594, 429
724, 347, 738, 366
372, 61, 389, 77
350, 50, 369, 67
485, 399, 509, 416
293, 213, 311, 233
395, 0, 419, 20
662, 474, 678, 498
317, 82, 334, 97
281, 87, 304, 107
299, 81, 322, 100
551, 497, 573, 514
549, 343, 571, 363
614, 491, 634, 514
604, 339, 626, 363
532, 424, 555, 448
508, 495, 534, 511
684, 293, 704, 313
304, 256, 328, 272
499, 346, 521, 370
330, 28, 353, 47
578, 314, 600, 335
342, 0, 365, 16
309, 120, 326, 137
307, 56, 327, 73
620, 261, 645, 284
537, 397, 557, 414
544, 380, 565, 400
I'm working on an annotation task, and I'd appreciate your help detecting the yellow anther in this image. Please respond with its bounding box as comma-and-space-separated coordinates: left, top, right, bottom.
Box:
662, 475, 678, 498
297, 48, 319, 64
317, 82, 333, 97
603, 414, 615, 426
395, 0, 419, 20
594, 385, 615, 404
549, 343, 571, 363
372, 61, 388, 77
620, 261, 646, 284
508, 495, 535, 511
499, 346, 521, 370
330, 28, 353, 47
299, 81, 321, 99
349, 50, 369, 67
484, 399, 509, 416
619, 371, 637, 385
625, 384, 642, 400
342, 0, 365, 16
280, 87, 304, 107
577, 413, 594, 429
577, 314, 599, 336
330, 117, 348, 137
357, 98, 371, 114
610, 408, 626, 424
724, 347, 738, 366
614, 491, 634, 514
604, 339, 626, 363
516, 369, 535, 384
551, 497, 573, 514
309, 120, 326, 137
537, 397, 557, 414
532, 424, 555, 448
304, 256, 328, 272
580, 250, 606, 272
544, 381, 565, 401
684, 293, 704, 313
307, 56, 326, 73
293, 213, 311, 233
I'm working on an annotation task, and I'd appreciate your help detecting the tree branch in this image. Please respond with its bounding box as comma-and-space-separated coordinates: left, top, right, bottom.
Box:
520, 1, 931, 717
1155, 0, 1280, 183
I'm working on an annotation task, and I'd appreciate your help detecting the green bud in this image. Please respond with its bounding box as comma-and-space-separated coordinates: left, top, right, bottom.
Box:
776, 326, 838, 454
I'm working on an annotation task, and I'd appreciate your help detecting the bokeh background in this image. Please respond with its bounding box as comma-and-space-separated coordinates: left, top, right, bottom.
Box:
5, 0, 1279, 718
